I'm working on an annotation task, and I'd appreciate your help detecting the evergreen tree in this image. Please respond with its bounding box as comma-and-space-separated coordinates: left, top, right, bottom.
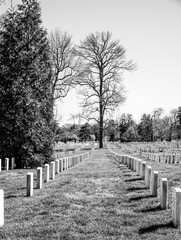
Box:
0, 0, 54, 168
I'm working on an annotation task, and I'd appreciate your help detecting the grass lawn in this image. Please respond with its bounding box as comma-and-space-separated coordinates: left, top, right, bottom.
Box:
0, 146, 181, 239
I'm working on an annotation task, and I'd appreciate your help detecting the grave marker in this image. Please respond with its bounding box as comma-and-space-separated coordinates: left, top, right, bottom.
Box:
141, 161, 146, 179
151, 171, 158, 197
27, 172, 33, 197
5, 158, 9, 171
37, 167, 42, 189
145, 165, 152, 188
55, 160, 59, 174
0, 190, 4, 227
44, 164, 49, 182
50, 162, 55, 179
172, 188, 181, 227
160, 178, 168, 210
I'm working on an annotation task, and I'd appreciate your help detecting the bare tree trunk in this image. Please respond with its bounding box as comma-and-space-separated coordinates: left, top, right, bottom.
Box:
99, 106, 104, 148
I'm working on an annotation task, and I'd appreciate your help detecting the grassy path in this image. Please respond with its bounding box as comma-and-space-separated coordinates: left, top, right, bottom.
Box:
0, 148, 181, 239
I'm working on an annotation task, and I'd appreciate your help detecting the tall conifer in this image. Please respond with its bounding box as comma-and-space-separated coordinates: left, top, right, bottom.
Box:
0, 0, 54, 167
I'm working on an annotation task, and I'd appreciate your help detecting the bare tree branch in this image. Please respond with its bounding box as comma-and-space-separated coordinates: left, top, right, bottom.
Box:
49, 29, 80, 100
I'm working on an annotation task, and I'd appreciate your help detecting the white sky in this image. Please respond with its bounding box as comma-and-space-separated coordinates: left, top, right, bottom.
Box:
1, 0, 181, 124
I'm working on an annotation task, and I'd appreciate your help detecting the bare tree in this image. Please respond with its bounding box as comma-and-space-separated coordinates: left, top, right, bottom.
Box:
49, 29, 78, 100
74, 31, 136, 148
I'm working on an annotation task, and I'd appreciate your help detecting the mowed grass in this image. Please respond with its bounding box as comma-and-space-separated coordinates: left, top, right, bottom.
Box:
0, 147, 181, 239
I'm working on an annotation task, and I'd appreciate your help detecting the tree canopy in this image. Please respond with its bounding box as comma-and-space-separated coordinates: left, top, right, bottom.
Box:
0, 0, 54, 167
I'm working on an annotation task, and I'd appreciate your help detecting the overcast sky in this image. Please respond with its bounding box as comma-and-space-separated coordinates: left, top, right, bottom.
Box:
1, 0, 181, 124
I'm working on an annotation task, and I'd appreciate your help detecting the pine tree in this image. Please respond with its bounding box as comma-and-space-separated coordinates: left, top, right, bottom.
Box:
0, 0, 54, 168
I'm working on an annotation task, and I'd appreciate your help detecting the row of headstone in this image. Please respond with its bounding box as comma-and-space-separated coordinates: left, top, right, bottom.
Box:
108, 148, 164, 200
108, 147, 181, 229
53, 144, 93, 159
27, 150, 93, 197
141, 152, 180, 164
0, 157, 15, 171
0, 149, 94, 228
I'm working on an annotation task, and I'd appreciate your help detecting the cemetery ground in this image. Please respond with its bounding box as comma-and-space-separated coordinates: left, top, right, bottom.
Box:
0, 146, 181, 239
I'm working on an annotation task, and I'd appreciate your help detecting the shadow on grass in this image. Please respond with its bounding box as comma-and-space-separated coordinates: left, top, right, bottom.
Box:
125, 177, 143, 182
138, 221, 175, 235
123, 174, 131, 177
5, 195, 24, 199
128, 194, 152, 202
126, 186, 147, 191
136, 204, 161, 213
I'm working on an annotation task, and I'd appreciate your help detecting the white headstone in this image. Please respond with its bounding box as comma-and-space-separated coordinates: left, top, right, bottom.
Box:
37, 167, 42, 189
151, 171, 158, 197
44, 164, 49, 182
55, 160, 59, 174
0, 189, 4, 227
27, 172, 33, 197
145, 165, 152, 188
5, 158, 9, 171
50, 162, 55, 179
160, 178, 168, 210
141, 161, 146, 179
10, 157, 15, 170
172, 187, 181, 227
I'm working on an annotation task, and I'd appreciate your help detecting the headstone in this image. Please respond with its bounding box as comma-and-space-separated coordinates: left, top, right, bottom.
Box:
63, 158, 66, 170
37, 167, 42, 189
10, 157, 15, 170
151, 171, 158, 197
5, 158, 9, 171
145, 165, 152, 188
176, 154, 180, 164
137, 159, 141, 175
55, 160, 59, 174
50, 162, 55, 179
172, 187, 181, 227
44, 164, 49, 182
131, 158, 134, 170
27, 172, 33, 197
124, 156, 127, 165
127, 157, 131, 168
160, 178, 168, 209
59, 159, 63, 172
0, 189, 4, 227
120, 156, 124, 164
141, 161, 146, 179
171, 154, 175, 164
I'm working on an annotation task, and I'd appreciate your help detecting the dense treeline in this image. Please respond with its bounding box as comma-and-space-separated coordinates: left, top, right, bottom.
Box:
0, 0, 54, 167
56, 107, 181, 143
